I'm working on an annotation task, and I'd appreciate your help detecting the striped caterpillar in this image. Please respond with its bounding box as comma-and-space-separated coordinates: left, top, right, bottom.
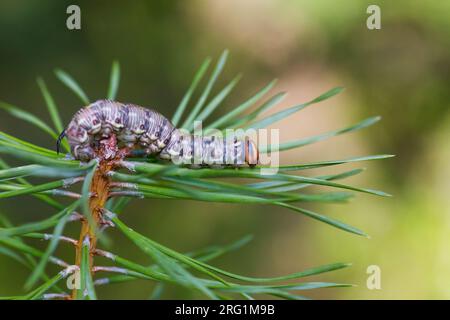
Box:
57, 99, 259, 167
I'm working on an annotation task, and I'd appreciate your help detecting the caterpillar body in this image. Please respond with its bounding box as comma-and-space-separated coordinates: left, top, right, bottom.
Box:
58, 99, 259, 167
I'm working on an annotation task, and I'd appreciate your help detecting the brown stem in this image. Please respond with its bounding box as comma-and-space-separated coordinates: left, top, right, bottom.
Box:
71, 135, 123, 299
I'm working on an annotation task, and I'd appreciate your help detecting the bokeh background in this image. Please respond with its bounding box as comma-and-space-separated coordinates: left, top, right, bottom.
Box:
0, 0, 449, 299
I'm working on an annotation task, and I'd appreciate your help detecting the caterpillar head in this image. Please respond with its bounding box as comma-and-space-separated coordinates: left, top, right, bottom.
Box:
72, 144, 95, 162
245, 138, 259, 167
65, 124, 93, 161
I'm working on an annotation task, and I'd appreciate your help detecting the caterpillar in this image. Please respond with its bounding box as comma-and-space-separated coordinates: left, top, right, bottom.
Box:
57, 99, 259, 167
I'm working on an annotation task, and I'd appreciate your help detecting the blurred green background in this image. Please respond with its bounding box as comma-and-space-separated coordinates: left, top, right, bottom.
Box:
0, 0, 449, 299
